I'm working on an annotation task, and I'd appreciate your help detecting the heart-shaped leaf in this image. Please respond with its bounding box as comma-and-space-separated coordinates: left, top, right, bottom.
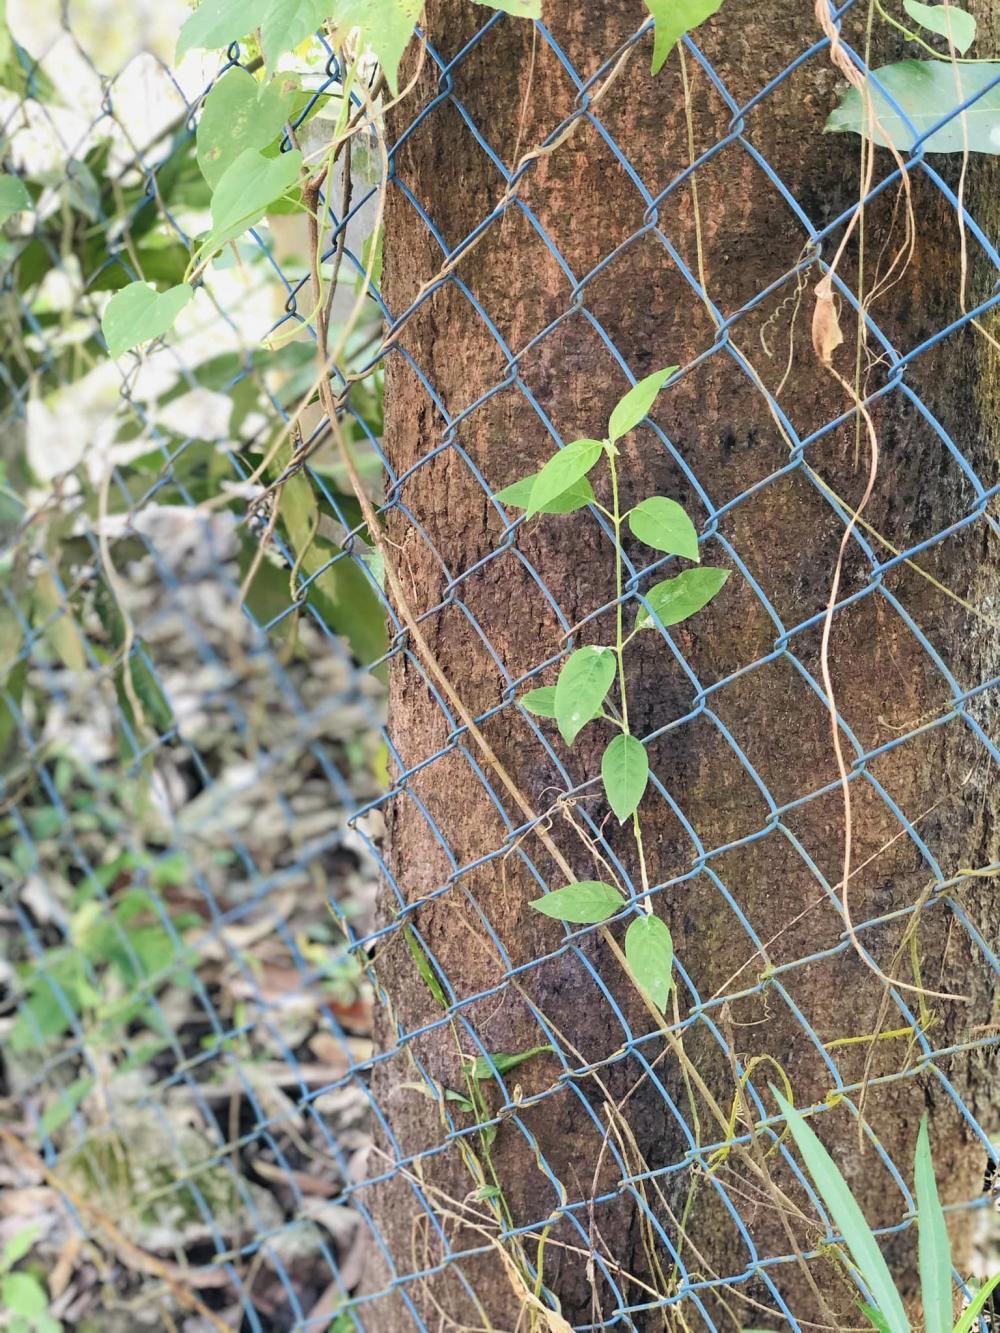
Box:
627, 496, 699, 559
496, 472, 594, 514
197, 68, 299, 188
531, 881, 624, 924
177, 0, 271, 59
329, 0, 423, 96
624, 915, 673, 1009
198, 148, 303, 259
601, 733, 649, 822
102, 281, 194, 358
903, 0, 975, 54
553, 646, 615, 744
645, 0, 723, 74
260, 0, 328, 67
636, 567, 729, 630
826, 60, 1000, 153
527, 439, 604, 518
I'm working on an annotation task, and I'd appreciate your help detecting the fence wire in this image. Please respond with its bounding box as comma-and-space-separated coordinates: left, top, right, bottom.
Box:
2, 1, 999, 1330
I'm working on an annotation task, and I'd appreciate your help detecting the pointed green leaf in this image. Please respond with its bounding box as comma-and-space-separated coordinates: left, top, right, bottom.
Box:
261, 0, 328, 66
526, 439, 604, 518
530, 881, 624, 924
954, 1273, 1000, 1333
645, 0, 723, 74
608, 366, 677, 442
601, 733, 649, 823
826, 61, 1000, 154
465, 1046, 551, 1080
473, 0, 540, 13
636, 567, 729, 630
177, 0, 271, 59
102, 282, 194, 358
915, 1116, 953, 1333
903, 1, 975, 54
624, 915, 673, 1009
553, 645, 615, 745
496, 472, 594, 514
197, 68, 299, 188
771, 1089, 910, 1333
0, 173, 30, 222
627, 496, 699, 559
198, 148, 303, 258
520, 686, 557, 717
330, 0, 422, 97
860, 1305, 892, 1333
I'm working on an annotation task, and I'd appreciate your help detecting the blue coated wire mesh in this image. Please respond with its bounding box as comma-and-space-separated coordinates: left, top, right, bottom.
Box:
2, 1, 999, 1329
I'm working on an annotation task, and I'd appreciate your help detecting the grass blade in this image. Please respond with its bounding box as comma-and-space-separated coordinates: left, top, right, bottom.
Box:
772, 1089, 910, 1333
914, 1115, 953, 1333
953, 1272, 1000, 1333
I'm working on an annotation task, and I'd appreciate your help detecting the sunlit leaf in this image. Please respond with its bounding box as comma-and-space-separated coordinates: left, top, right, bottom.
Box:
198, 148, 303, 258
496, 472, 594, 514
261, 0, 328, 66
176, 0, 271, 59
530, 881, 624, 924
472, 0, 539, 14
607, 366, 677, 442
102, 282, 194, 358
0, 172, 30, 222
771, 1089, 910, 1333
645, 0, 723, 74
197, 68, 299, 188
329, 0, 423, 97
526, 439, 604, 518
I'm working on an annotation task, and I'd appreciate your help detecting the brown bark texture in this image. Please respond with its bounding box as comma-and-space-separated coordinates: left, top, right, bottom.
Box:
365, 1, 1000, 1328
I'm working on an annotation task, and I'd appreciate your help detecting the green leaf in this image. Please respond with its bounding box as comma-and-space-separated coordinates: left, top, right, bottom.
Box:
826, 61, 1000, 154
40, 1076, 94, 1137
914, 1116, 952, 1333
954, 1272, 1000, 1333
520, 686, 557, 717
771, 1089, 910, 1333
903, 1, 975, 53
1, 1272, 48, 1318
197, 68, 299, 188
495, 472, 594, 514
860, 1306, 892, 1333
465, 1046, 551, 1080
530, 881, 624, 924
198, 148, 303, 258
645, 0, 723, 75
102, 282, 194, 358
330, 0, 423, 97
635, 567, 729, 630
0, 1227, 40, 1272
474, 1184, 502, 1201
526, 439, 604, 518
403, 924, 447, 1010
261, 0, 328, 66
553, 645, 615, 745
608, 366, 677, 442
176, 0, 271, 59
0, 173, 30, 222
601, 733, 649, 823
627, 496, 699, 559
472, 0, 539, 11
624, 915, 673, 1009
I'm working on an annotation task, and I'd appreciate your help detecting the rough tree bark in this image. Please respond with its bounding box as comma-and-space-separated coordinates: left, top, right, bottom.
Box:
367, 2, 1000, 1327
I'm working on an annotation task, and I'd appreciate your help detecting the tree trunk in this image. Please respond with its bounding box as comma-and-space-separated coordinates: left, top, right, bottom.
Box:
367, 2, 1000, 1327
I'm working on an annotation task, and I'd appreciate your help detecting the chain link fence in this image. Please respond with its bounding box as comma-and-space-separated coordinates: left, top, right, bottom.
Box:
2, 1, 999, 1329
